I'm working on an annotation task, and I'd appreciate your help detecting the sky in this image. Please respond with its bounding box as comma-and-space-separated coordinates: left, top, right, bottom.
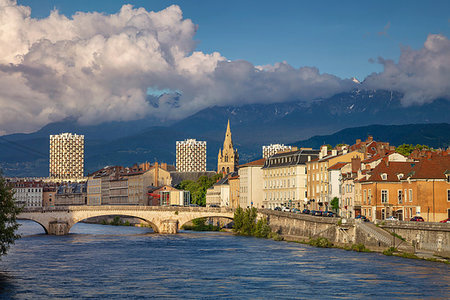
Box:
0, 0, 449, 135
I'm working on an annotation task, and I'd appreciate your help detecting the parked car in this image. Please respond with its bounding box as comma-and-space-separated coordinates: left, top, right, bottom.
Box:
355, 215, 369, 222
302, 209, 310, 214
209, 204, 219, 208
439, 218, 450, 223
292, 208, 301, 214
323, 211, 334, 217
314, 211, 323, 216
310, 210, 317, 216
386, 216, 398, 221
274, 207, 282, 211
282, 207, 290, 212
410, 216, 424, 222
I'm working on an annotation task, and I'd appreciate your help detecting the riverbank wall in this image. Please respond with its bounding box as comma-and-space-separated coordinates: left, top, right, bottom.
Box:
260, 210, 449, 258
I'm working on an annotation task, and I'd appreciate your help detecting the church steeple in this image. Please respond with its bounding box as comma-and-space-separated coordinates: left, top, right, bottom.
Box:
217, 120, 239, 174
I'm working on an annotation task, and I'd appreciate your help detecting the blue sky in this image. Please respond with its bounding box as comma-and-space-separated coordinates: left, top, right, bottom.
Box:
19, 0, 450, 80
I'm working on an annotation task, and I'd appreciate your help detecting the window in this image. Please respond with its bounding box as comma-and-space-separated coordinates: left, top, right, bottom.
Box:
404, 189, 408, 202
448, 189, 450, 202
363, 190, 367, 204
381, 173, 387, 180
409, 189, 412, 202
368, 189, 372, 205
398, 190, 403, 204
381, 190, 388, 203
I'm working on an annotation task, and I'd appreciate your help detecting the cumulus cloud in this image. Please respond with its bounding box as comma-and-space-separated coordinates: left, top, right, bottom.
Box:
363, 34, 450, 105
0, 0, 355, 135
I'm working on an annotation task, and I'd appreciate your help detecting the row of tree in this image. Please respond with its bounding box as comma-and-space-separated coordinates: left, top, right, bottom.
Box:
233, 207, 272, 238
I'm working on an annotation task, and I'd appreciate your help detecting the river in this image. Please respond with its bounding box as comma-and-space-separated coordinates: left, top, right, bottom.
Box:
0, 220, 449, 299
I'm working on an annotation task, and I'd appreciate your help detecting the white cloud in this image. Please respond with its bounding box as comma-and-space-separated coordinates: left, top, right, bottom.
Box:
363, 34, 450, 105
0, 0, 357, 135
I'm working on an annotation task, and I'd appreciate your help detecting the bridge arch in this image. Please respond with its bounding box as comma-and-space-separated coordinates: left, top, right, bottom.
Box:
69, 212, 160, 233
17, 217, 49, 234
178, 214, 234, 230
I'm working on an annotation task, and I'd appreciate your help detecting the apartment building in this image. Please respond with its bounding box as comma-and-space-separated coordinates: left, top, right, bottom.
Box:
54, 182, 87, 206
238, 158, 265, 208
262, 149, 320, 210
307, 146, 365, 211
262, 144, 294, 159
360, 155, 450, 222
176, 139, 207, 172
49, 133, 84, 182
11, 180, 43, 208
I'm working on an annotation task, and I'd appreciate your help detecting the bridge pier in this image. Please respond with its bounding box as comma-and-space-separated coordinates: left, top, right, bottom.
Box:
48, 221, 70, 235
159, 220, 179, 234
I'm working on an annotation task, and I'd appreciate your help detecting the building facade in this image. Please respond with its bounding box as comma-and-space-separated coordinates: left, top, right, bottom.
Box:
307, 146, 365, 211
11, 180, 43, 208
239, 158, 265, 208
262, 149, 320, 210
176, 139, 207, 172
217, 120, 239, 174
49, 133, 84, 182
262, 144, 293, 159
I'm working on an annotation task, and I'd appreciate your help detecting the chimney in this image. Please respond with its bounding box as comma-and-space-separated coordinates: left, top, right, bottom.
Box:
320, 145, 328, 159
331, 149, 337, 156
427, 152, 432, 159
383, 156, 389, 167
351, 157, 361, 173
356, 139, 361, 144
161, 163, 167, 170
367, 135, 373, 142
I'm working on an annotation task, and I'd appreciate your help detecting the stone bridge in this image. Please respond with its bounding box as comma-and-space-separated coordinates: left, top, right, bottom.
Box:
18, 206, 234, 235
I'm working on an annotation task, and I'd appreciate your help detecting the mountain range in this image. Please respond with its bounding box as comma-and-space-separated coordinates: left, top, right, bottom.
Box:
1, 89, 449, 177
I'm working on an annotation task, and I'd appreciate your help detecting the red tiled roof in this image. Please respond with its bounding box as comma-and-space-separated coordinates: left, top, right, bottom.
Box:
328, 162, 348, 170
362, 150, 396, 163
240, 158, 266, 167
363, 156, 450, 182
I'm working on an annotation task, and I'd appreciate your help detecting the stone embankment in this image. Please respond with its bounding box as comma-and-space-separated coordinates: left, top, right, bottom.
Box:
260, 209, 449, 258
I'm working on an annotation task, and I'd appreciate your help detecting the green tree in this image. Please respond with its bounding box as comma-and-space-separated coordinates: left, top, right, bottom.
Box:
331, 197, 339, 212
233, 207, 244, 232
396, 144, 431, 156
177, 173, 223, 206
0, 173, 22, 257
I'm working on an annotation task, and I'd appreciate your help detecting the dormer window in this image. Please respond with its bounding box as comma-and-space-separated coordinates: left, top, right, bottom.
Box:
381, 173, 387, 180
397, 173, 404, 180
445, 170, 450, 183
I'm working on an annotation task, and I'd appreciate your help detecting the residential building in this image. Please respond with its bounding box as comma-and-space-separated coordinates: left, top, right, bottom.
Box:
11, 180, 43, 208
176, 139, 207, 172
206, 173, 236, 207
228, 174, 240, 209
262, 144, 294, 159
42, 183, 57, 207
49, 133, 84, 182
262, 149, 320, 210
360, 155, 450, 222
217, 120, 239, 174
307, 146, 365, 211
239, 158, 265, 208
54, 182, 87, 206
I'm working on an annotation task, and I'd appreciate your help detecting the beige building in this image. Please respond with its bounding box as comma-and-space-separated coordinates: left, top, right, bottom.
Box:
206, 174, 232, 207
176, 139, 207, 172
239, 158, 265, 208
49, 133, 84, 182
217, 120, 239, 174
263, 149, 320, 210
307, 146, 365, 211
228, 174, 240, 209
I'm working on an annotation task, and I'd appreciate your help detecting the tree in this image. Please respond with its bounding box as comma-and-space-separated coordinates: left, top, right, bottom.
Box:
177, 173, 223, 206
396, 144, 431, 157
0, 173, 22, 257
331, 197, 339, 212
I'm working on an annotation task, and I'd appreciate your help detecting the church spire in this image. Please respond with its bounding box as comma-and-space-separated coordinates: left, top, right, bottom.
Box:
217, 119, 239, 173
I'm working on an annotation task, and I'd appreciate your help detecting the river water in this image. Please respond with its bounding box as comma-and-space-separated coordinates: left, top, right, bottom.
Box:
0, 220, 449, 299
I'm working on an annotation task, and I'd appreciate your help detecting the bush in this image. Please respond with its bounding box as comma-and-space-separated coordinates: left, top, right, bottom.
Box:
233, 207, 274, 239
351, 243, 370, 252
383, 247, 397, 256
308, 237, 333, 248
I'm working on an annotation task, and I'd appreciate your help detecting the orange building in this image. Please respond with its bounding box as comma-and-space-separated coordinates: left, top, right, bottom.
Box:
360, 155, 450, 222
228, 174, 240, 209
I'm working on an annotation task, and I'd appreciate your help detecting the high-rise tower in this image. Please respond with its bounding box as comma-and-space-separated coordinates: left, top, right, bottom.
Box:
49, 133, 84, 182
217, 120, 239, 174
176, 139, 207, 172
